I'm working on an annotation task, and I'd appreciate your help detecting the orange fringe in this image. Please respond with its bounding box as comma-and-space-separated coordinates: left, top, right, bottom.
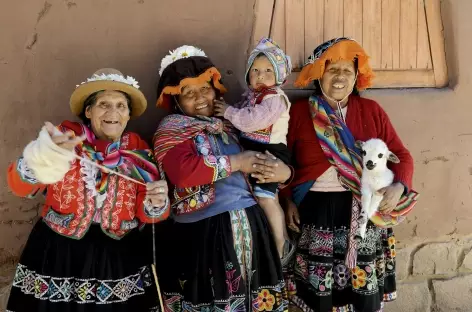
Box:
294, 40, 375, 90
156, 67, 227, 110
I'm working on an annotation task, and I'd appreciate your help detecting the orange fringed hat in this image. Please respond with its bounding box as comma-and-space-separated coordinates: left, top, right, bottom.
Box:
156, 45, 227, 111
295, 37, 374, 90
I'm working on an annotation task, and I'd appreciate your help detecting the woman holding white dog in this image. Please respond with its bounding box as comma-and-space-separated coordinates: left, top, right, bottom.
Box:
281, 38, 417, 312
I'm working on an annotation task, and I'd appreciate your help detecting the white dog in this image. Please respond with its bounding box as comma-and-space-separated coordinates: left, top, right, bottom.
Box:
356, 138, 400, 240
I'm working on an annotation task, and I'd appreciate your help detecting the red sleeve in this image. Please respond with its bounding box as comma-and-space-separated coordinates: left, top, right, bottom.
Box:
280, 99, 333, 200
280, 99, 305, 199
289, 99, 332, 174
131, 134, 170, 223
162, 138, 232, 188
135, 183, 170, 224
7, 158, 47, 198
59, 120, 85, 135
375, 103, 414, 191
135, 183, 155, 223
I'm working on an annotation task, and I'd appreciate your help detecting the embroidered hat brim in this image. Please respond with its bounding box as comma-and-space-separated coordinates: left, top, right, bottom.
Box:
70, 73, 147, 118
295, 38, 374, 90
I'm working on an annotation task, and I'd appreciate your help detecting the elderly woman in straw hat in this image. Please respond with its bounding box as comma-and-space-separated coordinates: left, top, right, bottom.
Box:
6, 68, 169, 311
280, 38, 418, 311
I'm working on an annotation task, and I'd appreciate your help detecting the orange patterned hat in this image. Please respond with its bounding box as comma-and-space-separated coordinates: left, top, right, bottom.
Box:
295, 37, 374, 90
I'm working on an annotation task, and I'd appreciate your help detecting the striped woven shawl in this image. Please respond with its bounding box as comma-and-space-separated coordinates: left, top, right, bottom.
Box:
153, 114, 237, 178
309, 95, 363, 269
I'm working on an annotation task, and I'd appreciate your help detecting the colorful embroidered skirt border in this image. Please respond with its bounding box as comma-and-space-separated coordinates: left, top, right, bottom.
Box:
7, 220, 160, 312
284, 192, 397, 312
156, 205, 289, 312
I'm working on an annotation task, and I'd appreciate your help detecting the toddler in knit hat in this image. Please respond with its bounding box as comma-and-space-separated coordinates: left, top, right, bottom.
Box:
215, 37, 294, 264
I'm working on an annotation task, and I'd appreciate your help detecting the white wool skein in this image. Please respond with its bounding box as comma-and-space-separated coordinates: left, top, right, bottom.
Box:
23, 125, 76, 184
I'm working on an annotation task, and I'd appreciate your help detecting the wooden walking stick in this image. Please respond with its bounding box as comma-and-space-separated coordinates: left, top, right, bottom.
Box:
152, 223, 166, 312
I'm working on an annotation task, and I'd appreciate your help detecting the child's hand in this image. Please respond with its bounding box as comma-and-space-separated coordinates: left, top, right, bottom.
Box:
214, 98, 230, 117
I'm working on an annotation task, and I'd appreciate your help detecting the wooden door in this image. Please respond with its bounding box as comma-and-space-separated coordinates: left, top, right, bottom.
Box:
250, 0, 448, 88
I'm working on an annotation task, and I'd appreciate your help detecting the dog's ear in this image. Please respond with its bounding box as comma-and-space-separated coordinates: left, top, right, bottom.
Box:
388, 152, 400, 164
355, 140, 364, 149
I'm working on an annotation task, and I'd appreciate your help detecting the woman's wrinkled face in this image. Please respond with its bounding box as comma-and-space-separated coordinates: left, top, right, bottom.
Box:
320, 59, 356, 101
177, 82, 216, 117
85, 90, 130, 141
248, 55, 276, 89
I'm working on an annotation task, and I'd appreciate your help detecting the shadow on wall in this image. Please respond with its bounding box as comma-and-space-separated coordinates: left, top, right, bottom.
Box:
441, 0, 459, 89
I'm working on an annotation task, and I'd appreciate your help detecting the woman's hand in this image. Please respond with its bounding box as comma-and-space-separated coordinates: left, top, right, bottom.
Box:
145, 180, 169, 208
251, 151, 291, 184
214, 98, 230, 118
378, 182, 404, 214
229, 151, 260, 174
284, 198, 300, 233
230, 151, 291, 184
45, 122, 85, 151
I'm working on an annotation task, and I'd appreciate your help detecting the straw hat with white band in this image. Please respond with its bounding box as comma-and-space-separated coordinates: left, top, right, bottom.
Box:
70, 68, 147, 118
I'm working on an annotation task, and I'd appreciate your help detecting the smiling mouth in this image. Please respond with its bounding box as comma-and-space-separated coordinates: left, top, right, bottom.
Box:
332, 83, 345, 89
103, 120, 119, 125
195, 103, 209, 110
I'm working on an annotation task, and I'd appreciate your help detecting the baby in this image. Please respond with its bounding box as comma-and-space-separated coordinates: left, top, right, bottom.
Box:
214, 37, 293, 263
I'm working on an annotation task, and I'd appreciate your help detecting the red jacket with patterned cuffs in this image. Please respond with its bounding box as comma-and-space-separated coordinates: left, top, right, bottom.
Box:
159, 131, 233, 215
7, 121, 168, 240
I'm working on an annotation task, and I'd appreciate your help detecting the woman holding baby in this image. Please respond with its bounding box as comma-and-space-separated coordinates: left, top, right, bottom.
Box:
152, 44, 293, 312
280, 38, 416, 311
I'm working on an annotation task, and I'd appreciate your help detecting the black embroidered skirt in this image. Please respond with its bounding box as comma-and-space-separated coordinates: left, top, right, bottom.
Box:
156, 205, 288, 312
284, 192, 397, 312
7, 219, 161, 312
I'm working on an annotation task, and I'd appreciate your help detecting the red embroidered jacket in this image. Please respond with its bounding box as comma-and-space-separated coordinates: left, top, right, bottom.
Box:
8, 121, 168, 240
158, 132, 233, 216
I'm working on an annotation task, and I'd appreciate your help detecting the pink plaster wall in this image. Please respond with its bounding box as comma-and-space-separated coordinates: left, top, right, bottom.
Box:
0, 0, 470, 277
365, 0, 472, 248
